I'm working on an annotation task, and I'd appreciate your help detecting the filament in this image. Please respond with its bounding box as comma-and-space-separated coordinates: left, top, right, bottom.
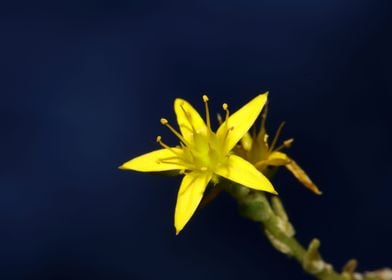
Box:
160, 118, 190, 146
203, 95, 211, 130
269, 121, 285, 152
156, 136, 182, 156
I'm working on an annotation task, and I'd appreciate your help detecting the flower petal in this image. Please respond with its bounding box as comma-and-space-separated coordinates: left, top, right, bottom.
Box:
215, 155, 277, 194
217, 93, 268, 153
174, 171, 212, 234
174, 98, 207, 142
255, 151, 291, 169
119, 148, 184, 172
266, 151, 292, 166
285, 159, 322, 195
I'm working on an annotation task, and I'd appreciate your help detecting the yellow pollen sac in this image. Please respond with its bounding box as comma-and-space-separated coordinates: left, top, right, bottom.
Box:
283, 138, 294, 147
156, 135, 183, 158
156, 136, 169, 149
202, 95, 209, 102
160, 118, 168, 125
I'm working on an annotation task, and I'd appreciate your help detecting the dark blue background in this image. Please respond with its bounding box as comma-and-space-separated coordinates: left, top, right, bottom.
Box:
1, 1, 391, 279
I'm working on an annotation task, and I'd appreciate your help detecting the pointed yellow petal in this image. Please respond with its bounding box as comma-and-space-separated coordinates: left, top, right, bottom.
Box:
217, 93, 268, 153
285, 159, 322, 195
215, 155, 277, 194
267, 151, 292, 166
174, 98, 207, 142
119, 148, 184, 172
174, 171, 212, 234
255, 151, 291, 169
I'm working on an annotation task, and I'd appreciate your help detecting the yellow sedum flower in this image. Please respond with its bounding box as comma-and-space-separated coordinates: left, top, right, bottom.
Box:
235, 106, 322, 195
120, 93, 277, 234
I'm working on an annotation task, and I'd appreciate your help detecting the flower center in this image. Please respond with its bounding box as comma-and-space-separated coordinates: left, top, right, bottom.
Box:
183, 130, 226, 171
157, 95, 232, 172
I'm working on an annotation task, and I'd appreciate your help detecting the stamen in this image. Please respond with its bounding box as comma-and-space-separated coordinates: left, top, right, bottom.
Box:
156, 136, 167, 147
220, 105, 234, 146
269, 121, 286, 152
222, 103, 230, 131
160, 118, 169, 125
222, 103, 229, 119
177, 141, 195, 161
156, 136, 182, 156
275, 138, 294, 152
200, 167, 208, 171
160, 118, 190, 146
222, 126, 234, 142
203, 95, 211, 130
284, 138, 294, 147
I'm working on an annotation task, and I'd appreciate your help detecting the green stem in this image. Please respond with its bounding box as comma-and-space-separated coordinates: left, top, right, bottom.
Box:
224, 183, 391, 280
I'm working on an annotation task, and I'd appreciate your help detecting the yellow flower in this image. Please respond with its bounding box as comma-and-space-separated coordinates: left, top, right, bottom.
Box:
120, 93, 277, 234
235, 106, 322, 195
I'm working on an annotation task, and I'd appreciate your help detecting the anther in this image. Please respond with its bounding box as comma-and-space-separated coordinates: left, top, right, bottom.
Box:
283, 138, 294, 148
275, 138, 294, 152
200, 167, 208, 171
202, 95, 209, 102
156, 135, 170, 149
156, 135, 183, 158
160, 118, 168, 125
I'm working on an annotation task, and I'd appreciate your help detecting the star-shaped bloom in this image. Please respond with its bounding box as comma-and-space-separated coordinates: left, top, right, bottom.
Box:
235, 106, 322, 195
120, 93, 277, 234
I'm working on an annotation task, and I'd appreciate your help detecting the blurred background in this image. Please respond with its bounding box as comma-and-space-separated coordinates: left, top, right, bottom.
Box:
1, 1, 391, 279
